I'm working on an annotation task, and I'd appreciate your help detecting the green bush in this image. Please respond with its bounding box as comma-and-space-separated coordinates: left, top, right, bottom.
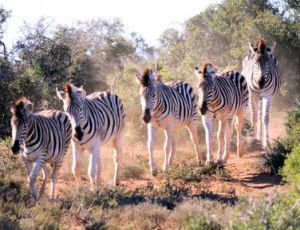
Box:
257, 140, 289, 175
281, 145, 300, 191
229, 195, 300, 230
121, 164, 145, 179
187, 216, 221, 230
284, 102, 300, 150
164, 162, 230, 183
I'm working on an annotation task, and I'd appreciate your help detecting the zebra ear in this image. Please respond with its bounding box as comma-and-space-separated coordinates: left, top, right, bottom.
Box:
10, 106, 16, 115
26, 101, 34, 112
248, 42, 255, 54
56, 87, 66, 101
155, 74, 162, 83
80, 88, 86, 99
194, 66, 202, 77
271, 41, 276, 53
134, 71, 142, 84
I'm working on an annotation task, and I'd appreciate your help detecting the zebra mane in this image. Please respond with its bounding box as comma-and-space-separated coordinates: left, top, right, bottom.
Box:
141, 68, 152, 87
257, 38, 266, 54
64, 82, 73, 99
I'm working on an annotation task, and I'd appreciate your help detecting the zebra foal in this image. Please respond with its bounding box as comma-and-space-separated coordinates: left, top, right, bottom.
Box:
242, 38, 281, 148
56, 83, 125, 189
195, 63, 248, 164
10, 97, 72, 200
134, 68, 201, 176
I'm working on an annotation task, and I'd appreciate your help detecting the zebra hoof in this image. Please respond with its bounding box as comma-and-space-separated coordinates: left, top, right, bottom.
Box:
217, 159, 224, 166
205, 160, 212, 165
151, 169, 158, 177
249, 139, 263, 151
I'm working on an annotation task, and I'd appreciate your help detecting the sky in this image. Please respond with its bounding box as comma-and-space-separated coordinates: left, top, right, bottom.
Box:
1, 0, 219, 49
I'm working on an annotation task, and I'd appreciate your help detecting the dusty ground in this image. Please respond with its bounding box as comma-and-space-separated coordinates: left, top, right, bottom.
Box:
55, 110, 288, 200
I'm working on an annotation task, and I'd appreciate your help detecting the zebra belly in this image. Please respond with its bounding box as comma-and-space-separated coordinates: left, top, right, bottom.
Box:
150, 115, 190, 129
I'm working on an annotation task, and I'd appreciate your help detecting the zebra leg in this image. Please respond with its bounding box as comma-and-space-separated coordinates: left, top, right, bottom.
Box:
38, 164, 50, 200
96, 146, 102, 184
217, 120, 226, 163
262, 96, 272, 148
21, 155, 33, 183
88, 141, 100, 190
222, 120, 231, 163
71, 140, 81, 189
168, 137, 176, 166
249, 94, 259, 141
201, 115, 213, 163
50, 162, 62, 200
257, 101, 262, 141
187, 122, 202, 163
113, 133, 123, 186
147, 125, 158, 176
164, 126, 175, 168
235, 110, 245, 157
29, 156, 44, 200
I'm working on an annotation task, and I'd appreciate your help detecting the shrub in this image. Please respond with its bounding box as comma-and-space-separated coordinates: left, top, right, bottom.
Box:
104, 203, 169, 230
121, 164, 145, 179
284, 101, 300, 150
81, 186, 146, 209
187, 216, 221, 230
257, 140, 289, 175
164, 199, 226, 230
281, 145, 300, 191
164, 162, 230, 183
229, 195, 300, 230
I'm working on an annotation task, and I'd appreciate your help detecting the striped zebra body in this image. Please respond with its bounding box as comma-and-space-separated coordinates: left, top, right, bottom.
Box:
134, 69, 200, 176
150, 80, 198, 127
195, 63, 248, 164
57, 83, 125, 188
10, 98, 72, 200
241, 38, 281, 148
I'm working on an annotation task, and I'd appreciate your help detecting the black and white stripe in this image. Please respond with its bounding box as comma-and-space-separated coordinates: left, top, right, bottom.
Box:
241, 38, 281, 148
135, 69, 200, 176
56, 83, 126, 188
10, 97, 72, 200
195, 63, 248, 164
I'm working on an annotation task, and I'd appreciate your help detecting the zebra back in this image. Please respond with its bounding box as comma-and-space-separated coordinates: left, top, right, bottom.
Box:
82, 91, 126, 143
156, 80, 198, 124
26, 110, 72, 162
219, 71, 249, 107
206, 71, 248, 116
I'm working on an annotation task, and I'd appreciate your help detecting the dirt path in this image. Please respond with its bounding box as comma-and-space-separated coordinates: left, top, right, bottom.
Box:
120, 150, 288, 199
199, 151, 288, 198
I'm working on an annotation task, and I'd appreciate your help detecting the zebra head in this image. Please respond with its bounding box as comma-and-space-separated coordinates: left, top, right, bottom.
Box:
56, 83, 86, 141
195, 63, 216, 115
10, 97, 33, 154
247, 38, 276, 89
134, 68, 158, 124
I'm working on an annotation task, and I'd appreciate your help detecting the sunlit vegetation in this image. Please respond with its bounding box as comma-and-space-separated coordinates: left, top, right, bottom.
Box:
1, 0, 300, 228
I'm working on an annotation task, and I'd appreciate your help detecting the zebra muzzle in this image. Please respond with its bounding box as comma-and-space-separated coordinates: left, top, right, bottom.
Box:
258, 77, 265, 89
74, 126, 84, 141
11, 139, 21, 154
200, 101, 208, 115
141, 108, 151, 124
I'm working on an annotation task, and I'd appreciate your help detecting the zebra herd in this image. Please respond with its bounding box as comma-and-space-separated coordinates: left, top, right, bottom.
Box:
9, 38, 281, 200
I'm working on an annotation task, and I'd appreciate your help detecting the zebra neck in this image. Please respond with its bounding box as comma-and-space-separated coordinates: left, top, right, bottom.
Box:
24, 115, 38, 142
80, 100, 91, 127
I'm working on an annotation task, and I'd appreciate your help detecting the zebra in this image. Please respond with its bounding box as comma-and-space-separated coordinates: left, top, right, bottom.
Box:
10, 97, 72, 200
195, 63, 249, 164
56, 83, 126, 188
134, 68, 201, 176
241, 38, 281, 148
